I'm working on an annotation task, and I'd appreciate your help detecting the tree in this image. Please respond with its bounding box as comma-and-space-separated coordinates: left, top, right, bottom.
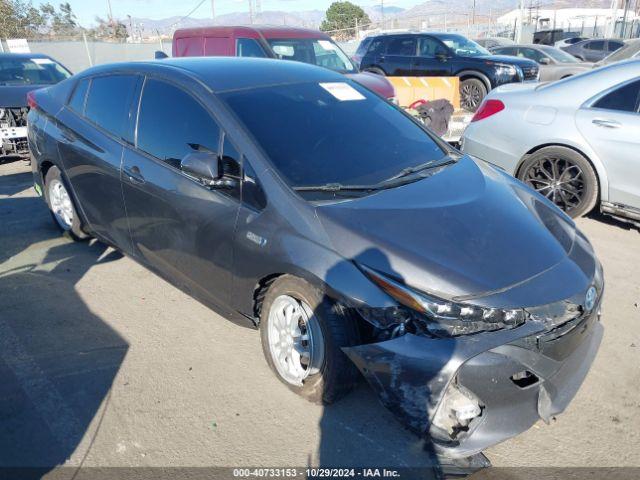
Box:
0, 0, 80, 38
90, 16, 128, 41
320, 1, 371, 40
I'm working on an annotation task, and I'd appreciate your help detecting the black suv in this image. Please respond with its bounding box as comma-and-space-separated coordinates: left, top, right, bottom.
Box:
354, 33, 539, 111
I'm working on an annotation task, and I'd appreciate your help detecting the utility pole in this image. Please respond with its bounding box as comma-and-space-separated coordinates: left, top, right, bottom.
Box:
517, 0, 525, 42
381, 0, 385, 30
621, 0, 631, 37
248, 0, 254, 24
211, 0, 215, 20
472, 0, 476, 24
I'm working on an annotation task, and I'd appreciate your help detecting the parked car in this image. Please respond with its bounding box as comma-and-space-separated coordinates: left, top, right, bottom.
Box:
491, 44, 593, 82
595, 38, 640, 66
462, 60, 640, 225
355, 32, 539, 111
534, 29, 582, 46
29, 57, 603, 460
562, 38, 624, 62
554, 36, 587, 49
474, 37, 515, 50
1, 52, 70, 161
169, 25, 395, 101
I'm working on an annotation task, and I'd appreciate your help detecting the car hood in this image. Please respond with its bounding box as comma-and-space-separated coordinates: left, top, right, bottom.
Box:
316, 156, 587, 305
0, 84, 46, 107
345, 71, 395, 99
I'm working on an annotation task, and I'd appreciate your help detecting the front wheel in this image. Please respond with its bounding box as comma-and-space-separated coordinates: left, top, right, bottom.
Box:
517, 146, 599, 218
460, 78, 487, 112
259, 275, 359, 404
44, 166, 89, 241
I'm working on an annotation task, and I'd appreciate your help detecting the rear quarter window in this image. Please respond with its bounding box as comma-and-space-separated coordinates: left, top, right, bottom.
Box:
68, 78, 89, 114
85, 75, 138, 140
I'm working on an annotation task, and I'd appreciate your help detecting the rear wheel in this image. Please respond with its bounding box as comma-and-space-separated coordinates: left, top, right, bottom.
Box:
44, 166, 89, 241
259, 275, 359, 404
518, 146, 598, 218
460, 78, 487, 112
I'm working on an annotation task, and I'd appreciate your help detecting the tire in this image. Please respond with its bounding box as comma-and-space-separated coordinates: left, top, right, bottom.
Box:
517, 146, 598, 218
259, 275, 359, 404
44, 166, 89, 241
460, 78, 487, 112
365, 67, 386, 76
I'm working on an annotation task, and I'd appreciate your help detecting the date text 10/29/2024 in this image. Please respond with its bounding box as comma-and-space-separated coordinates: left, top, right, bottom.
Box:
233, 469, 401, 478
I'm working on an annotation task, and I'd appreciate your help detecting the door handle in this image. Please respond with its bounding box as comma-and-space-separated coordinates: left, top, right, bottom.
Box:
592, 118, 621, 129
378, 55, 385, 63
124, 165, 145, 184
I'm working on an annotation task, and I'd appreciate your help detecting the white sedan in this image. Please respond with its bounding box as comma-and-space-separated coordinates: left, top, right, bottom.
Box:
461, 59, 640, 223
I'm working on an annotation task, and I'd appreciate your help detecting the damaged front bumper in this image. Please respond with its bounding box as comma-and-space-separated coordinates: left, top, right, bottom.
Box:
1, 126, 29, 159
343, 306, 603, 458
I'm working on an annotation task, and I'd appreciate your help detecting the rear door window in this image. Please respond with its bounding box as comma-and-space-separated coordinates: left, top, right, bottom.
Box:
386, 37, 417, 56
175, 37, 203, 56
593, 79, 640, 113
586, 40, 605, 50
607, 41, 624, 52
204, 37, 230, 56
237, 38, 267, 58
367, 38, 385, 56
68, 78, 89, 114
85, 75, 138, 140
136, 78, 221, 169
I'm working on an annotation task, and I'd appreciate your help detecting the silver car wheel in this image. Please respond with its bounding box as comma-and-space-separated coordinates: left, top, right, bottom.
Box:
267, 295, 324, 386
461, 83, 483, 111
524, 157, 585, 213
48, 179, 74, 230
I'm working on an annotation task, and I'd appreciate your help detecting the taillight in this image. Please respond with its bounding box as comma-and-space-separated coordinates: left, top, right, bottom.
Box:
471, 99, 504, 122
27, 91, 37, 109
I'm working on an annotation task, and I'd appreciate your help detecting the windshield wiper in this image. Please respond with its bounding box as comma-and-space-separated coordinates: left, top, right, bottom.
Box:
293, 183, 382, 192
384, 158, 452, 182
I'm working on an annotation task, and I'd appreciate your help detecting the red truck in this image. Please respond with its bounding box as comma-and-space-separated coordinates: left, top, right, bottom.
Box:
170, 25, 396, 101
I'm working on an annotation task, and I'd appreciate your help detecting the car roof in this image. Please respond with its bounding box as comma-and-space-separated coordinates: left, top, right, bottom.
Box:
173, 25, 329, 40
0, 52, 54, 60
76, 57, 343, 93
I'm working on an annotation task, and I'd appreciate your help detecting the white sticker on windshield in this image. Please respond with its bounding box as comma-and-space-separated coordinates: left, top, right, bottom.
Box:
319, 82, 365, 101
318, 40, 336, 51
32, 58, 54, 65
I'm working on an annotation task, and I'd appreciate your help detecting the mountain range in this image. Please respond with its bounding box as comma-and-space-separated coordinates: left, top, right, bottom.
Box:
130, 0, 614, 35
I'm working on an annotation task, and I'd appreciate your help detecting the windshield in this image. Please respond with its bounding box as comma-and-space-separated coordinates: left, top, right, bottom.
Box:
267, 38, 356, 73
221, 81, 448, 192
539, 46, 579, 63
602, 40, 640, 64
437, 34, 490, 57
0, 57, 71, 86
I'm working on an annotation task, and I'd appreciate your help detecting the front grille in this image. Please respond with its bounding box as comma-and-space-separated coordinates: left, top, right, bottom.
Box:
521, 65, 539, 81
0, 107, 29, 128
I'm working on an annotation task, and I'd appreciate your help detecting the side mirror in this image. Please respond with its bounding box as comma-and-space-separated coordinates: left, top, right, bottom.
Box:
539, 57, 551, 65
155, 50, 169, 60
436, 52, 448, 62
181, 151, 238, 189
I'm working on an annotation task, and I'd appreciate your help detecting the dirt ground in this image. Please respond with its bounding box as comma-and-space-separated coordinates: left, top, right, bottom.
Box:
1, 160, 639, 473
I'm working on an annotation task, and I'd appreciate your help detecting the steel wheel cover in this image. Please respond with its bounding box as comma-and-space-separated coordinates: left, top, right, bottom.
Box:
267, 295, 324, 386
48, 179, 74, 229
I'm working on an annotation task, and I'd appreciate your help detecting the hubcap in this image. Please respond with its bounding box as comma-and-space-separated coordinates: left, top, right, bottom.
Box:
48, 179, 74, 229
523, 157, 585, 213
461, 83, 483, 111
267, 295, 324, 386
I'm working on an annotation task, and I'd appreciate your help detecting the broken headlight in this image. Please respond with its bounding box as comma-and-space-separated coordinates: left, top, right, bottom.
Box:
358, 265, 526, 337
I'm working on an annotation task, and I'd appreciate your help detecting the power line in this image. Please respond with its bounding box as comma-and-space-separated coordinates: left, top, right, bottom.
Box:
167, 0, 208, 29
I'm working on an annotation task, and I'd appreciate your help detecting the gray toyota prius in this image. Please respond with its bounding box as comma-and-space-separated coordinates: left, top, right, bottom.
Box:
28, 57, 603, 460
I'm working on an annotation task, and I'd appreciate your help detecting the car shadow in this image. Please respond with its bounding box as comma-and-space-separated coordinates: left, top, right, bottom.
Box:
0, 185, 128, 478
585, 210, 639, 232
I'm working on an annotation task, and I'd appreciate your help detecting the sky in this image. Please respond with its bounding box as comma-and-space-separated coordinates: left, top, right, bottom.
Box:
32, 0, 426, 27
